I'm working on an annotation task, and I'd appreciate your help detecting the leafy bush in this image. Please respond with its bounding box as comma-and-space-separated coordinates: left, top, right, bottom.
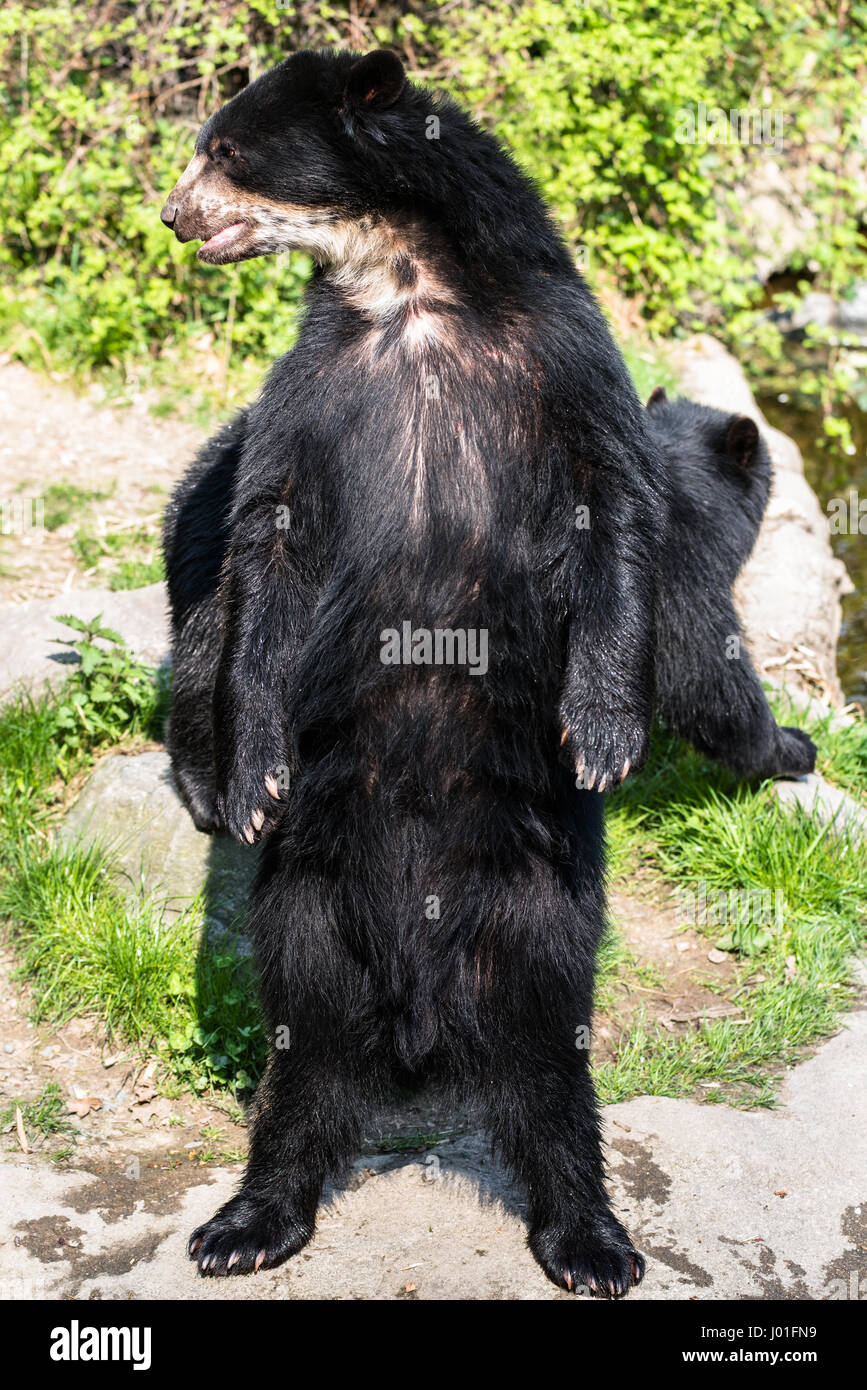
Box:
0, 1, 863, 385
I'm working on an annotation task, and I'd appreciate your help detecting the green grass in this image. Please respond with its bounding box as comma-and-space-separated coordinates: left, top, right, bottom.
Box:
599, 716, 867, 1105
1, 1079, 76, 1158
1, 1078, 72, 1136
755, 683, 867, 802
593, 921, 665, 1017
0, 625, 263, 1097
41, 481, 115, 532
0, 841, 262, 1093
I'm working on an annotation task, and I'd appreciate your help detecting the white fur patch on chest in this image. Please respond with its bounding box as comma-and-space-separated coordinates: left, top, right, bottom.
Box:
327, 222, 458, 354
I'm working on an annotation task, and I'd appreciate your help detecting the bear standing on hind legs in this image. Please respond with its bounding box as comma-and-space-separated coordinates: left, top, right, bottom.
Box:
161, 47, 666, 1295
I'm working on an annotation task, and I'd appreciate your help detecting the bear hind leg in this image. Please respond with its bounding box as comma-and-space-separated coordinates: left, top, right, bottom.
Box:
189, 1038, 384, 1277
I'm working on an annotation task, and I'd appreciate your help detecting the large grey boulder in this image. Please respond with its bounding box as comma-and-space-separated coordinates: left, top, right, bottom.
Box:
772, 771, 867, 838
0, 583, 170, 702
771, 284, 867, 344
58, 749, 258, 930
727, 130, 867, 286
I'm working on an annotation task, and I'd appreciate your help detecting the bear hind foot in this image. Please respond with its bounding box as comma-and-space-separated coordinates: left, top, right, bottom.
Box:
189, 1193, 314, 1277
529, 1211, 646, 1298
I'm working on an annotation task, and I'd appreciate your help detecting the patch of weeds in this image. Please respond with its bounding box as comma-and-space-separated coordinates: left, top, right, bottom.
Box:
211, 1096, 247, 1127
215, 1146, 246, 1164
50, 613, 168, 764
73, 523, 164, 590
41, 481, 114, 532
111, 551, 165, 591
195, 1130, 246, 1164
162, 938, 264, 1095
1, 1079, 76, 1152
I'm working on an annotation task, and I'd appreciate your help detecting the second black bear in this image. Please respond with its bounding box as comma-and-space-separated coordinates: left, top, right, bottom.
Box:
645, 387, 816, 780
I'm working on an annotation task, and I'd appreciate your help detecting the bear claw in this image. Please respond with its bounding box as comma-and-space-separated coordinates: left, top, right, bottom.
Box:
188, 1200, 314, 1277
530, 1216, 646, 1298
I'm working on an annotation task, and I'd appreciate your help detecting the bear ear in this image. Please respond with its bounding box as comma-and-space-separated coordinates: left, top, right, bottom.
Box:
343, 50, 406, 115
726, 415, 760, 468
646, 385, 668, 413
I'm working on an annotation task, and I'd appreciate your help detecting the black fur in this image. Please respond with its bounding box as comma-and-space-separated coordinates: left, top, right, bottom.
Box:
160, 49, 807, 1298
646, 388, 816, 780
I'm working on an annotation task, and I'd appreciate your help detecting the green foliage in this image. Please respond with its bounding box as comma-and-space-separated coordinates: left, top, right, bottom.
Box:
0, 0, 862, 403
162, 942, 263, 1093
50, 612, 166, 758
71, 524, 165, 590
0, 616, 166, 857
0, 0, 320, 388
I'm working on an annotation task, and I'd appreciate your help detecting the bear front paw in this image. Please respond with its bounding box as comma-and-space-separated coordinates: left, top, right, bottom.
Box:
775, 726, 817, 779
559, 706, 649, 792
216, 756, 291, 844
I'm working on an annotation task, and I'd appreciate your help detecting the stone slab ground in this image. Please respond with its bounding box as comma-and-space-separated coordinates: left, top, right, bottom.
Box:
1, 985, 864, 1300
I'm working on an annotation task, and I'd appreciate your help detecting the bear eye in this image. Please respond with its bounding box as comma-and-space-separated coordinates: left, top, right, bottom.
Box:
219, 142, 237, 159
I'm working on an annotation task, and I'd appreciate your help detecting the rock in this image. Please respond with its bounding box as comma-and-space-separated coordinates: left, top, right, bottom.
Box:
838, 282, 867, 334
769, 283, 867, 344
0, 583, 170, 703
58, 750, 258, 931
670, 334, 852, 705
772, 771, 867, 839
730, 154, 818, 284
728, 138, 867, 285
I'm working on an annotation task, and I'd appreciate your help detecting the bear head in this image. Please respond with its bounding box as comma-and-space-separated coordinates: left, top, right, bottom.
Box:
159, 49, 429, 266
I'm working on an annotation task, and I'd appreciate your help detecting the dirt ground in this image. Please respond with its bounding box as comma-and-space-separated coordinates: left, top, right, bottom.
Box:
0, 361, 206, 605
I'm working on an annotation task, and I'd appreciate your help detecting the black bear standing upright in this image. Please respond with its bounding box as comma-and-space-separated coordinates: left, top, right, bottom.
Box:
644, 387, 815, 780
160, 48, 808, 1297
162, 47, 657, 1295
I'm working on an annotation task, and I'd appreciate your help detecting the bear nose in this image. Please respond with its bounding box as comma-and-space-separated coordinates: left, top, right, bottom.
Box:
160, 201, 177, 228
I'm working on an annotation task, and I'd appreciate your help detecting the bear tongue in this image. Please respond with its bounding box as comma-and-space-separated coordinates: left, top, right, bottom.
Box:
202, 221, 246, 251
